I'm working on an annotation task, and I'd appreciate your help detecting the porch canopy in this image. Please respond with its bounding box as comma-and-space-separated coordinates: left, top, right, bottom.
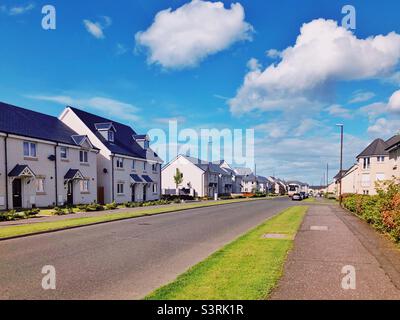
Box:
8, 164, 35, 177
142, 175, 154, 183
64, 169, 84, 180
130, 174, 144, 183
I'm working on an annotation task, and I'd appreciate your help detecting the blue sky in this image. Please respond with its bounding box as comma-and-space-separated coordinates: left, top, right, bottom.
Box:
1, 0, 400, 185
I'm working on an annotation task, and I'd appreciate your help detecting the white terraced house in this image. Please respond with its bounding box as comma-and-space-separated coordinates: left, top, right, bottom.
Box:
0, 102, 98, 210
60, 107, 163, 204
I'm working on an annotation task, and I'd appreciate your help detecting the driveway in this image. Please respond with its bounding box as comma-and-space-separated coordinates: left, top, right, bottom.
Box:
0, 197, 293, 299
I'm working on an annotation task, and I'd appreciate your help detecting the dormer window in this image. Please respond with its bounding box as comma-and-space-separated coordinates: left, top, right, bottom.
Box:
133, 134, 150, 150
95, 122, 116, 142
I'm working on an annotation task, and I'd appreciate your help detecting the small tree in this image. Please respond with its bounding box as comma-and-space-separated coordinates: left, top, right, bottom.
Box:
174, 168, 184, 196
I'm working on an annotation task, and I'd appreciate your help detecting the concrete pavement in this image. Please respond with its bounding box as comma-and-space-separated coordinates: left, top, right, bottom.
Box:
270, 202, 400, 300
0, 197, 293, 300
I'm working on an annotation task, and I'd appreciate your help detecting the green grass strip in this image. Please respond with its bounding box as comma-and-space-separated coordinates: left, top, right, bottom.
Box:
145, 206, 307, 300
0, 197, 275, 240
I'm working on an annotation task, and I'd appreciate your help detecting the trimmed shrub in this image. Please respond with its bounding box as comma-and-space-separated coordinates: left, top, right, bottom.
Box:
104, 202, 118, 210
342, 180, 400, 242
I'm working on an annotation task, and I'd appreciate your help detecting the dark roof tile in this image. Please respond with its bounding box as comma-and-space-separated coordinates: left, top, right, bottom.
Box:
0, 102, 84, 146
357, 138, 389, 157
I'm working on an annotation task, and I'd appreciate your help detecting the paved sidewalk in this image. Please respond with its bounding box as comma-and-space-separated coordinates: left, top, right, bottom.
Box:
270, 203, 400, 300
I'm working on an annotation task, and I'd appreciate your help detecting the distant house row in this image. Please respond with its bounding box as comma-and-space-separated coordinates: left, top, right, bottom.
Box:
161, 155, 289, 197
328, 135, 400, 196
0, 102, 163, 210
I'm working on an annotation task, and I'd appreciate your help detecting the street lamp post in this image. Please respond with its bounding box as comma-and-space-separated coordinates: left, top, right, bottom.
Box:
336, 124, 344, 206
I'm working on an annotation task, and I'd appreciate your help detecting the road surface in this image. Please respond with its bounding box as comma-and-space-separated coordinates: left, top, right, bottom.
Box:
0, 198, 293, 299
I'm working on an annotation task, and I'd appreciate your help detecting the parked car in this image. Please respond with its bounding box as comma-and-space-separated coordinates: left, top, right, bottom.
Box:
292, 193, 302, 201
300, 192, 308, 199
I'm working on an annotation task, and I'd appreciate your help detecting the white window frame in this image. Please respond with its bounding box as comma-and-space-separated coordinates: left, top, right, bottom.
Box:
108, 131, 114, 142
60, 147, 68, 159
80, 180, 89, 193
116, 157, 124, 168
80, 150, 89, 163
23, 141, 37, 158
36, 178, 45, 193
117, 183, 124, 195
153, 183, 158, 193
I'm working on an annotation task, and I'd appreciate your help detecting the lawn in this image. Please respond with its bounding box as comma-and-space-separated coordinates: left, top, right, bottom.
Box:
0, 197, 273, 239
145, 206, 308, 300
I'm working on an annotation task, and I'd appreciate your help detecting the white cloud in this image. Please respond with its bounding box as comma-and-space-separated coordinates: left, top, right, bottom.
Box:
230, 19, 400, 115
266, 49, 281, 59
326, 104, 353, 119
349, 90, 375, 104
83, 16, 112, 39
27, 94, 140, 122
367, 118, 400, 137
388, 89, 400, 113
254, 133, 368, 184
247, 58, 261, 71
135, 0, 253, 69
1, 3, 35, 15
358, 102, 387, 120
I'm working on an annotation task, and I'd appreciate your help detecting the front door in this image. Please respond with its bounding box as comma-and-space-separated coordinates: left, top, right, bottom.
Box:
131, 184, 136, 202
12, 179, 22, 208
67, 180, 74, 205
143, 185, 147, 202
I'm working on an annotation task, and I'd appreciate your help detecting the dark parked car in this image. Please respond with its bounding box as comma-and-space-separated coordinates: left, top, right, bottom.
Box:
300, 192, 308, 199
292, 193, 302, 201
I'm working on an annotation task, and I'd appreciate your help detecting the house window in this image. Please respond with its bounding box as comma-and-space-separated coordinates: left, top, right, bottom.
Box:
36, 178, 45, 193
132, 160, 135, 169
117, 183, 124, 194
144, 140, 150, 149
377, 156, 385, 162
79, 150, 88, 163
116, 157, 124, 168
23, 141, 37, 157
60, 147, 68, 159
108, 131, 114, 142
143, 162, 147, 171
80, 180, 89, 192
376, 173, 385, 181
361, 174, 370, 187
152, 164, 157, 172
363, 190, 369, 195
363, 157, 370, 169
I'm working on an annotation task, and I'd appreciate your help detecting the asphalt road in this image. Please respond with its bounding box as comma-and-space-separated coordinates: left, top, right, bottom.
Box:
0, 198, 293, 300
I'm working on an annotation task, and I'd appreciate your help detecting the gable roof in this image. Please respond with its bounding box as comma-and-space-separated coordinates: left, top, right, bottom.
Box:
234, 167, 253, 176
68, 107, 160, 161
0, 102, 94, 147
333, 170, 347, 180
181, 155, 230, 175
357, 138, 389, 158
385, 135, 400, 151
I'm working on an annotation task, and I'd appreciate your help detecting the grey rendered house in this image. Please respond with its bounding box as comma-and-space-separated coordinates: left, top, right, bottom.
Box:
59, 107, 163, 204
161, 155, 231, 197
0, 102, 98, 210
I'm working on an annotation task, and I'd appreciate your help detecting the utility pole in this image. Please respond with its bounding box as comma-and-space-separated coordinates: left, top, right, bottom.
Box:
336, 124, 344, 206
326, 163, 329, 187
